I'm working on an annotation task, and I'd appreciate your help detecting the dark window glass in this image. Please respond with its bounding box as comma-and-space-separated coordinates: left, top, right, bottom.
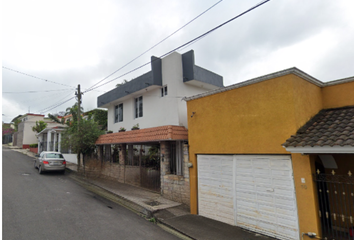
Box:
135, 96, 143, 118
115, 104, 123, 123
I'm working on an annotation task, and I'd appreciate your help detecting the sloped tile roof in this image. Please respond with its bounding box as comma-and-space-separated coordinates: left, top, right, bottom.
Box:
282, 106, 354, 148
96, 125, 188, 145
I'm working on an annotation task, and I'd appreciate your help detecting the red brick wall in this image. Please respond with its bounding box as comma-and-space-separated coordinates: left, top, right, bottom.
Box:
29, 147, 38, 154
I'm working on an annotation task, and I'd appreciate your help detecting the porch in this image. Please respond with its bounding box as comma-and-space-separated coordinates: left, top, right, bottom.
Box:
94, 125, 191, 206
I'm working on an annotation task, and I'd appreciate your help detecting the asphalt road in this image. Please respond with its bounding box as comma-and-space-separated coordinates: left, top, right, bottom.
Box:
2, 148, 180, 240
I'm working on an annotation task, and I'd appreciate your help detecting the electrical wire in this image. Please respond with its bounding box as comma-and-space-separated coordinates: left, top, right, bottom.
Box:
37, 91, 75, 113
84, 0, 270, 93
2, 66, 75, 88
3, 88, 75, 93
85, 0, 223, 92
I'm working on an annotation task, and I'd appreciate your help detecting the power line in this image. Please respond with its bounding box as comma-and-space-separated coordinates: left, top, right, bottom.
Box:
3, 88, 74, 94
2, 66, 75, 88
39, 96, 76, 115
85, 0, 223, 92
85, 0, 270, 93
37, 91, 75, 113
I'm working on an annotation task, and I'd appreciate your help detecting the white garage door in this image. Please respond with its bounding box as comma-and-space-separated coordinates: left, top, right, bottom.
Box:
198, 155, 299, 240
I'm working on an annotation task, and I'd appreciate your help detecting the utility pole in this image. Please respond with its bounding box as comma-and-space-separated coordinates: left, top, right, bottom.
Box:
75, 84, 83, 172
76, 84, 81, 127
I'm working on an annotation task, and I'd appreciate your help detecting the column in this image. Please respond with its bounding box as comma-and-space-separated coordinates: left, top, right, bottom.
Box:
58, 133, 61, 152
53, 132, 57, 152
47, 131, 51, 151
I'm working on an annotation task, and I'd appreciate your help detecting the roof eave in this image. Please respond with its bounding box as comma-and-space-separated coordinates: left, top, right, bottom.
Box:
284, 146, 354, 154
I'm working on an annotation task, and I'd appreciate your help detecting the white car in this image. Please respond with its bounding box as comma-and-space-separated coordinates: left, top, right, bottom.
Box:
34, 151, 66, 174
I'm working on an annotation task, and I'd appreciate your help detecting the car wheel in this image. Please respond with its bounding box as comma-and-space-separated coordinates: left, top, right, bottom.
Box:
38, 165, 43, 174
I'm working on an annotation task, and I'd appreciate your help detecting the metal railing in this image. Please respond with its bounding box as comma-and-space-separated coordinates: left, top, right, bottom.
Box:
314, 170, 354, 240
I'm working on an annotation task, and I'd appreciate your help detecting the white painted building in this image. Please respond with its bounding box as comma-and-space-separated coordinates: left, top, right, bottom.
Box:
36, 126, 78, 164
14, 113, 62, 149
94, 50, 223, 202
97, 50, 224, 132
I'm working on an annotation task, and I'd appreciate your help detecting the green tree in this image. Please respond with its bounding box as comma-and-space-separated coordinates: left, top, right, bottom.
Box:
32, 121, 47, 133
61, 118, 104, 168
48, 113, 65, 125
13, 118, 21, 132
85, 109, 107, 130
116, 79, 129, 88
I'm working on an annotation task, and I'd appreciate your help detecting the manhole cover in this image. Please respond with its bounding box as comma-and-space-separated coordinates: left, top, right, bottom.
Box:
145, 201, 161, 206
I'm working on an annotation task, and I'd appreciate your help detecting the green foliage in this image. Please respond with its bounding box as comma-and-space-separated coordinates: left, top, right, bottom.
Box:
116, 79, 129, 88
2, 123, 14, 135
61, 118, 104, 158
48, 113, 65, 124
65, 103, 84, 126
13, 118, 21, 132
131, 123, 139, 129
86, 109, 107, 130
32, 121, 47, 133
29, 143, 38, 148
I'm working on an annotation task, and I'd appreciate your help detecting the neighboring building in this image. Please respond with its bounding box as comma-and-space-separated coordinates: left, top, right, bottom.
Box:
95, 50, 223, 205
184, 68, 354, 240
2, 122, 14, 144
36, 126, 77, 164
13, 113, 62, 149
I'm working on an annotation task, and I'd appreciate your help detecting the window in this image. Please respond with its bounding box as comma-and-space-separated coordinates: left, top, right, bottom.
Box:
135, 96, 143, 118
114, 103, 123, 123
45, 153, 64, 159
170, 141, 183, 176
161, 85, 168, 97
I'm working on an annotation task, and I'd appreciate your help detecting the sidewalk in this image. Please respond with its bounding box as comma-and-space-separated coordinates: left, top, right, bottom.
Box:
4, 145, 274, 240
65, 163, 275, 240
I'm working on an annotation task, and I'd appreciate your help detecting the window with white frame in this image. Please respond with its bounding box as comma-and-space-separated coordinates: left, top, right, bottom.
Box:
114, 103, 123, 123
135, 96, 143, 118
161, 85, 168, 97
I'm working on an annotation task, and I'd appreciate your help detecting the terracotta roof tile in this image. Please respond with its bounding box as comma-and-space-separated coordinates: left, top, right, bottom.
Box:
95, 125, 188, 145
283, 106, 354, 148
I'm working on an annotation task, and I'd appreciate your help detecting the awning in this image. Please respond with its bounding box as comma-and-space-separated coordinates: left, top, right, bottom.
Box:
96, 125, 188, 145
283, 106, 354, 153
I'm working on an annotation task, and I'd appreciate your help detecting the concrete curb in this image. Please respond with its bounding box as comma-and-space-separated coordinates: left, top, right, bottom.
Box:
65, 168, 195, 240
65, 168, 155, 218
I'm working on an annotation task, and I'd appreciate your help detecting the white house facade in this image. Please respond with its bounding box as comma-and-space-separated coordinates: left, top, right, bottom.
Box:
97, 50, 223, 132
14, 113, 62, 149
94, 50, 224, 206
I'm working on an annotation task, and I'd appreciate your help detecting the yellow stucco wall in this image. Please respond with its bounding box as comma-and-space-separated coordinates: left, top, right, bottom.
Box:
322, 81, 354, 109
187, 74, 353, 236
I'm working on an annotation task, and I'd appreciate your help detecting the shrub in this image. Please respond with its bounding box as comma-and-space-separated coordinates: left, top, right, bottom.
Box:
29, 143, 38, 148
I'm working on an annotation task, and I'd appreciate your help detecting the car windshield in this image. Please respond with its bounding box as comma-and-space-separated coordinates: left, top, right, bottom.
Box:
46, 153, 64, 159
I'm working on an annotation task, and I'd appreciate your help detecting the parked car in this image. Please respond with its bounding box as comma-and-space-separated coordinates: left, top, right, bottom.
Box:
34, 151, 66, 174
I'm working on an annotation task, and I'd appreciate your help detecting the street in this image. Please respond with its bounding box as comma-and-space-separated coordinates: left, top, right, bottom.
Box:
2, 148, 180, 240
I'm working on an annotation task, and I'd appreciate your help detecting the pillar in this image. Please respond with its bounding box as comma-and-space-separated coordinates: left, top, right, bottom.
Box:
47, 131, 51, 151
58, 133, 61, 152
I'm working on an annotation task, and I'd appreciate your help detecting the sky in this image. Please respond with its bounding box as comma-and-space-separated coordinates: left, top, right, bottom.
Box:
2, 0, 354, 123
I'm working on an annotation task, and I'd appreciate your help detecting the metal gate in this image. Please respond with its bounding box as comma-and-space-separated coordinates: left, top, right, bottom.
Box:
314, 169, 354, 240
139, 145, 160, 192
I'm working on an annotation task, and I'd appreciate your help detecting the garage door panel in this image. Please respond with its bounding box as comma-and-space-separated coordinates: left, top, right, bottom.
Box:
198, 155, 299, 240
198, 155, 234, 225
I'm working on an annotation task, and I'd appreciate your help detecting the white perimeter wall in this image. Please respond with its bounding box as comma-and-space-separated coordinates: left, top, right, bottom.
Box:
63, 154, 78, 164
107, 52, 218, 132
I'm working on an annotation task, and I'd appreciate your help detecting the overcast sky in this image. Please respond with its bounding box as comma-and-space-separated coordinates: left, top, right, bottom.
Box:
2, 0, 354, 123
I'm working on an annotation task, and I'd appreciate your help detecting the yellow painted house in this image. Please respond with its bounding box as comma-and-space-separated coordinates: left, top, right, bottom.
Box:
184, 67, 354, 240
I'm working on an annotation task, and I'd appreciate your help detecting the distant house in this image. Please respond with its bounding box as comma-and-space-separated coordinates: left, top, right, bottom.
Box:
12, 113, 62, 149
184, 67, 354, 240
2, 122, 14, 144
36, 125, 78, 164
95, 50, 223, 205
